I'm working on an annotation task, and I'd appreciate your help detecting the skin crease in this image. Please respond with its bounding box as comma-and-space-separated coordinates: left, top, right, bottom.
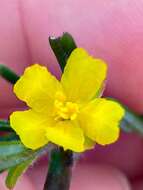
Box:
1, 0, 143, 189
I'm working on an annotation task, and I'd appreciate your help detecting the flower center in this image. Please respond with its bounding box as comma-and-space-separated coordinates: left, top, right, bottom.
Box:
53, 92, 79, 121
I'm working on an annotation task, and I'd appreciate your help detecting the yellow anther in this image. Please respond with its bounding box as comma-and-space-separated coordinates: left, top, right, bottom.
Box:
53, 97, 79, 121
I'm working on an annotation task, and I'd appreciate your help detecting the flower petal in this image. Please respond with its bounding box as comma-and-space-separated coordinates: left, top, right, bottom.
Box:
14, 64, 62, 113
61, 48, 107, 103
10, 110, 49, 149
79, 98, 125, 145
45, 120, 85, 152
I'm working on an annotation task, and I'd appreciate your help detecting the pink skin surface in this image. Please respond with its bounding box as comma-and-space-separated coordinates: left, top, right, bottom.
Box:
0, 0, 143, 189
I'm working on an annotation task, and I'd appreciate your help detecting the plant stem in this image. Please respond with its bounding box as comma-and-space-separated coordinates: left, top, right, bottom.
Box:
44, 148, 73, 190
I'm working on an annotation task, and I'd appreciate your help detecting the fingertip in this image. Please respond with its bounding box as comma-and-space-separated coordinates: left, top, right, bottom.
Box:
27, 158, 131, 190
0, 172, 35, 190
71, 163, 131, 190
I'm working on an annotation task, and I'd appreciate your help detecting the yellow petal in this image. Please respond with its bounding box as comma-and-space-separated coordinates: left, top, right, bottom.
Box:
45, 120, 85, 152
14, 64, 62, 113
79, 98, 125, 145
61, 48, 107, 103
10, 110, 49, 150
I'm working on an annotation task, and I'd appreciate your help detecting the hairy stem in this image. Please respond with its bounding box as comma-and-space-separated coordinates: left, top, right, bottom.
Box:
44, 148, 73, 190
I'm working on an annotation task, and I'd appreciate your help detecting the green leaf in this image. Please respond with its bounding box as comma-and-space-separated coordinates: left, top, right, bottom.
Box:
121, 108, 143, 134
6, 158, 34, 189
0, 64, 19, 84
0, 141, 27, 158
0, 120, 10, 127
0, 133, 19, 142
49, 32, 77, 71
0, 120, 19, 141
60, 32, 77, 58
0, 145, 50, 171
0, 120, 14, 132
0, 152, 34, 171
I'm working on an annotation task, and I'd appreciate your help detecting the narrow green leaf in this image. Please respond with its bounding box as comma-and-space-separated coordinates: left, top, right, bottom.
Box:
0, 151, 35, 171
121, 108, 143, 134
0, 120, 14, 132
0, 145, 49, 171
60, 32, 77, 58
0, 141, 27, 158
0, 64, 19, 84
6, 158, 34, 189
0, 120, 10, 127
0, 133, 19, 142
49, 32, 77, 71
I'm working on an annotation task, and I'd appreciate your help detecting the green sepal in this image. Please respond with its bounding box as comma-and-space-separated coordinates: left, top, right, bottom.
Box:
0, 64, 19, 84
49, 32, 77, 71
6, 158, 34, 189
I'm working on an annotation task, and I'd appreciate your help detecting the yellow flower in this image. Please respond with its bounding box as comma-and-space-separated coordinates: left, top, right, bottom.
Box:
10, 48, 124, 152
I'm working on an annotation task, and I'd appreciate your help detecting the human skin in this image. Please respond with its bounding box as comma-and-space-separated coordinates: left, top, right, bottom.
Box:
0, 0, 143, 189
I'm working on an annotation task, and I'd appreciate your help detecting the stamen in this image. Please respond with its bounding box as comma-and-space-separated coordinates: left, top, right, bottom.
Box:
53, 93, 79, 121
